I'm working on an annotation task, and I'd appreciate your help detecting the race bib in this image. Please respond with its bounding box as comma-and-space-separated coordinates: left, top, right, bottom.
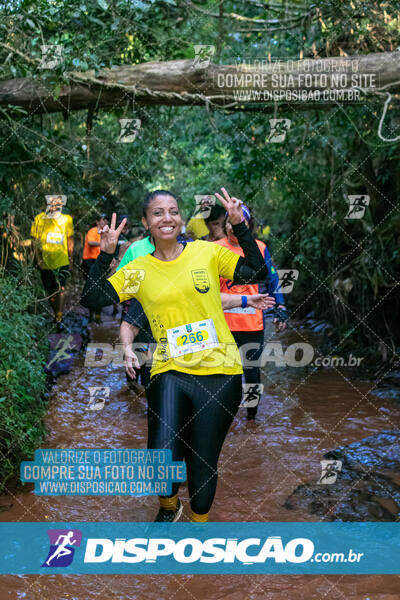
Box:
167, 318, 219, 358
224, 306, 256, 314
46, 232, 64, 244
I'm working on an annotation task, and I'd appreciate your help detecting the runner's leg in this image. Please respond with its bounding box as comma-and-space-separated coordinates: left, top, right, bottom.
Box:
233, 330, 264, 419
185, 373, 242, 518
146, 372, 191, 505
40, 268, 58, 319
54, 266, 69, 323
82, 260, 96, 321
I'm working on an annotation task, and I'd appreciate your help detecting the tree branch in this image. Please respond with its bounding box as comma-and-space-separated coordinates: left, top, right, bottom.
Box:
186, 0, 307, 23
0, 42, 38, 65
232, 0, 310, 12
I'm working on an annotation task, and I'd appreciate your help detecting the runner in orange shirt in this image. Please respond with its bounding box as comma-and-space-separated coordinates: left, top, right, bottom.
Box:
216, 205, 289, 420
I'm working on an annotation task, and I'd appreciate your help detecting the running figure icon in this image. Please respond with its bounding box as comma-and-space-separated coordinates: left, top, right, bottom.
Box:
42, 529, 82, 567
46, 531, 77, 565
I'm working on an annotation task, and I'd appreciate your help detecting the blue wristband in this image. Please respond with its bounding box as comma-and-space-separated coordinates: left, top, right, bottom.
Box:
241, 295, 247, 308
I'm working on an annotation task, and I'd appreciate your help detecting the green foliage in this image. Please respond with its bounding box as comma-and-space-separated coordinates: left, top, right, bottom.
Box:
0, 269, 50, 491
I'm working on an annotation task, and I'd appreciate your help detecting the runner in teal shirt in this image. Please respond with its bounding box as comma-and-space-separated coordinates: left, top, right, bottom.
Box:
116, 235, 155, 389
116, 235, 154, 271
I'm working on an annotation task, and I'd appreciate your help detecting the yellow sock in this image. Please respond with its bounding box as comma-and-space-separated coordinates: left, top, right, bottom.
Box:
56, 311, 63, 322
191, 511, 209, 523
159, 494, 178, 511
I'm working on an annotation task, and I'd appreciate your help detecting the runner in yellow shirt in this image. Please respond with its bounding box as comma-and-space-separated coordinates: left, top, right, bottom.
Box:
186, 201, 226, 241
81, 188, 274, 522
31, 196, 74, 327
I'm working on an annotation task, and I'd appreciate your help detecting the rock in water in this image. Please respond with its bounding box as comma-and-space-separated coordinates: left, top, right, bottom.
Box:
284, 430, 400, 521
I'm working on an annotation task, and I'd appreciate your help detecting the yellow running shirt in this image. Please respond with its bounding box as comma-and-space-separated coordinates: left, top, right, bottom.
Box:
31, 212, 74, 270
186, 216, 209, 239
108, 240, 243, 377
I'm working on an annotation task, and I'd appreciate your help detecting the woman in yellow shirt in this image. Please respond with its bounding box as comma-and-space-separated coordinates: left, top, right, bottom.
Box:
81, 188, 274, 522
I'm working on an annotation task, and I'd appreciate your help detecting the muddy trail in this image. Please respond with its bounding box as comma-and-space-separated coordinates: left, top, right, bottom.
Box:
1, 302, 399, 600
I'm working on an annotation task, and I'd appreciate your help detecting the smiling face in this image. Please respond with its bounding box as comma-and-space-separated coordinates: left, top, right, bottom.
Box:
142, 194, 183, 241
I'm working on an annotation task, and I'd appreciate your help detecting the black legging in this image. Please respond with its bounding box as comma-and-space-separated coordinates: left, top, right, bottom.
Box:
232, 330, 264, 417
146, 370, 242, 514
81, 258, 96, 279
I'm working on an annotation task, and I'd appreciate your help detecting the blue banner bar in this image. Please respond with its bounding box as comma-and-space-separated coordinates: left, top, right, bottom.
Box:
0, 522, 399, 574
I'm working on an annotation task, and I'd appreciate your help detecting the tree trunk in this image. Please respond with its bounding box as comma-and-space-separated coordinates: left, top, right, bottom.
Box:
0, 52, 399, 115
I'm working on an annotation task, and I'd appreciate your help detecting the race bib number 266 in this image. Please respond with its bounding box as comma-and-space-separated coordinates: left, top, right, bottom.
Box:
167, 318, 219, 357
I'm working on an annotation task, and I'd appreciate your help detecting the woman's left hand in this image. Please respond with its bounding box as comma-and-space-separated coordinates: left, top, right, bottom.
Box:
248, 294, 276, 310
215, 187, 243, 225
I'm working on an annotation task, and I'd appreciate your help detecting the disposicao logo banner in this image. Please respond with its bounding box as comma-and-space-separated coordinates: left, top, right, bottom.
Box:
0, 523, 399, 574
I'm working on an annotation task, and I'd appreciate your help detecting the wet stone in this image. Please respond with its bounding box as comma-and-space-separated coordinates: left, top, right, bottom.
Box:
370, 367, 400, 404
284, 429, 400, 521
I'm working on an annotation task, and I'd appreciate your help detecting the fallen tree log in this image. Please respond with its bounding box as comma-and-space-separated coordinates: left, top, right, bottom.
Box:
0, 52, 399, 115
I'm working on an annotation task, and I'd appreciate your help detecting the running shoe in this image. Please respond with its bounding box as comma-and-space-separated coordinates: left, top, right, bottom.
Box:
127, 378, 145, 396
55, 319, 67, 333
154, 499, 183, 522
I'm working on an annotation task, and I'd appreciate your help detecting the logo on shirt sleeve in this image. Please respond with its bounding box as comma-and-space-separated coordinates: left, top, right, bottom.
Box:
121, 269, 146, 294
191, 269, 210, 294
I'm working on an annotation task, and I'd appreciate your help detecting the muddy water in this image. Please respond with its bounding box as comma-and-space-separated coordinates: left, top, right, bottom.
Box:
1, 308, 399, 599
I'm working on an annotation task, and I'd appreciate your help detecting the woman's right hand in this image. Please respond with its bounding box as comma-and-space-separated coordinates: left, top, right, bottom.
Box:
99, 212, 127, 254
124, 346, 141, 380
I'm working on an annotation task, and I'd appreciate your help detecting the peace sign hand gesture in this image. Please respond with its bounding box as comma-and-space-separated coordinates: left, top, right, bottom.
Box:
214, 187, 243, 225
99, 213, 127, 254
